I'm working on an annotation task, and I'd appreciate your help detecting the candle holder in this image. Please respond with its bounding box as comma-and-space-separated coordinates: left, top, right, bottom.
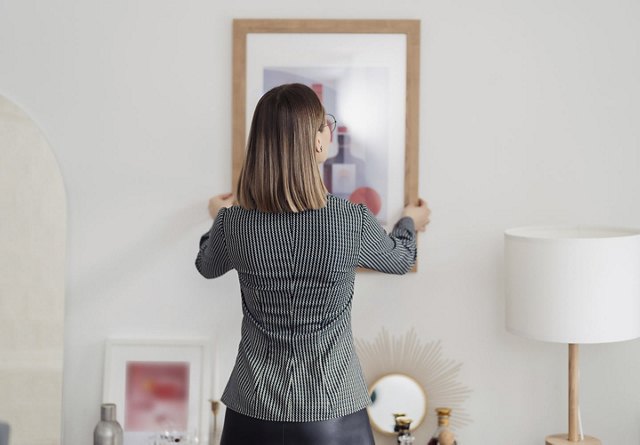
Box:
209, 400, 221, 444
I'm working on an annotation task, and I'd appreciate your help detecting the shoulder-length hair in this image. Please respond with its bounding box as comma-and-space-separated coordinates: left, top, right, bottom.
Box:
236, 83, 328, 213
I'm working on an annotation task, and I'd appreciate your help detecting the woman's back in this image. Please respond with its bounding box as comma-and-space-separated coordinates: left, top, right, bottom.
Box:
229, 195, 367, 334
196, 195, 416, 421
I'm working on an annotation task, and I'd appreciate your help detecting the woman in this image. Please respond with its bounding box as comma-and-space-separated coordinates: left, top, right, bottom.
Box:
196, 83, 431, 445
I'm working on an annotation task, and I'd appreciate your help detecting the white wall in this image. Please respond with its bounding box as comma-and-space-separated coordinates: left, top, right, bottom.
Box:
1, 0, 639, 444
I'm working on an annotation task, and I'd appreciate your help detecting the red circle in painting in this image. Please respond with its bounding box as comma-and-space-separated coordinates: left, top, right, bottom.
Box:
349, 187, 382, 215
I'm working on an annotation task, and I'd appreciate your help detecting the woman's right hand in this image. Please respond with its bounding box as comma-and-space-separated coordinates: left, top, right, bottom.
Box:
402, 198, 431, 232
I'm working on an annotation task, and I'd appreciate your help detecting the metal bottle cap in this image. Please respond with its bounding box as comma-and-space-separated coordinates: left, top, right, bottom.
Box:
101, 403, 117, 422
435, 407, 452, 426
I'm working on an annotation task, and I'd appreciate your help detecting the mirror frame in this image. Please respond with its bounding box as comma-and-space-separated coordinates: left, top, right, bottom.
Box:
367, 372, 428, 435
355, 328, 472, 442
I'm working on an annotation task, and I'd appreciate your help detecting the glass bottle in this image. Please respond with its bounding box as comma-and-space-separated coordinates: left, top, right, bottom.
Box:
392, 412, 407, 434
94, 403, 123, 445
395, 416, 414, 445
322, 125, 366, 200
427, 408, 457, 445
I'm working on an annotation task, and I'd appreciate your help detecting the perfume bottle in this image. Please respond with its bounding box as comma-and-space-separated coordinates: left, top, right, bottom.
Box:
392, 412, 407, 434
322, 126, 366, 200
395, 416, 415, 445
427, 408, 457, 445
94, 403, 123, 445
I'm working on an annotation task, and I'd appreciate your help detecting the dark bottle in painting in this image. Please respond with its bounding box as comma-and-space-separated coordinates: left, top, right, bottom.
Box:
323, 125, 366, 200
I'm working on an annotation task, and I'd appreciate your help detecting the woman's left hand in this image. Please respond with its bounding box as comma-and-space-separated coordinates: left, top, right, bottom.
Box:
208, 193, 235, 219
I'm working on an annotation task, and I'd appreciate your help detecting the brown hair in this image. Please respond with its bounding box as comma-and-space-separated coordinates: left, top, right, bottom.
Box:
236, 83, 328, 212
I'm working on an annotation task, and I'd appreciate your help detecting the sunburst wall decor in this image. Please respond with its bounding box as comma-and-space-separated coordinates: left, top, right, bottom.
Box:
355, 328, 472, 443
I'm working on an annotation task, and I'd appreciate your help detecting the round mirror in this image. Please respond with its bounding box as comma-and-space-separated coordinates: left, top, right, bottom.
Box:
367, 373, 427, 435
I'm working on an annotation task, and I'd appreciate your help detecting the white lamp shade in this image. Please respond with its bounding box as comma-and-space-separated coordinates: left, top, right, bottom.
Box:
505, 226, 640, 344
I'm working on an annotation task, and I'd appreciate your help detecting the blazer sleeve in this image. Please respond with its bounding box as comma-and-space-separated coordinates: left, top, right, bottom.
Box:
195, 207, 232, 279
357, 204, 417, 274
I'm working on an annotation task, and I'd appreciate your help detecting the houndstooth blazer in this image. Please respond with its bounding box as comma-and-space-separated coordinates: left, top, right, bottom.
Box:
195, 194, 416, 422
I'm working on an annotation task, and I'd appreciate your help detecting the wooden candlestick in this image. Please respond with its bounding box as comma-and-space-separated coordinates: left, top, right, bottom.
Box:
209, 400, 221, 445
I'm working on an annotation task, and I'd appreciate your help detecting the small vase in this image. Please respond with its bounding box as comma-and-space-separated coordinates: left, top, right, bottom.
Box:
94, 403, 123, 445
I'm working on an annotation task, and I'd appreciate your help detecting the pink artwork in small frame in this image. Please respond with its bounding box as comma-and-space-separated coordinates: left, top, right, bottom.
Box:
125, 361, 190, 431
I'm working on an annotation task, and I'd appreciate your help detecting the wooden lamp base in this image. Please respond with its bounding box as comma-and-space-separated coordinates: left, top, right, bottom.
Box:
545, 434, 601, 445
544, 345, 602, 445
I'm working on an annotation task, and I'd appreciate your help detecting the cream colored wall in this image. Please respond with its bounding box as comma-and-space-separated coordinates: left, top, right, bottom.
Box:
0, 96, 66, 445
1, 1, 639, 444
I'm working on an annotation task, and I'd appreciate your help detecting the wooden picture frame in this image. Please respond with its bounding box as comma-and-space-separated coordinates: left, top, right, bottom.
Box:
232, 19, 420, 231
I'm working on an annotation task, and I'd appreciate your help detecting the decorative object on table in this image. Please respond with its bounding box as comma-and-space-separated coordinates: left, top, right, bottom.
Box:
208, 400, 221, 444
147, 429, 199, 445
102, 339, 211, 445
94, 403, 123, 445
394, 416, 415, 444
505, 225, 640, 445
232, 19, 420, 239
355, 328, 471, 443
427, 408, 458, 445
392, 412, 406, 434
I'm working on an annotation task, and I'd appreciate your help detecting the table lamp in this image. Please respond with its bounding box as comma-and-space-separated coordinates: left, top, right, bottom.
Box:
504, 225, 640, 445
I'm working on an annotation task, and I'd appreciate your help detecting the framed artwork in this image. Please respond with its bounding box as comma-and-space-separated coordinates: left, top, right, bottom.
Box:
103, 339, 211, 445
232, 19, 420, 231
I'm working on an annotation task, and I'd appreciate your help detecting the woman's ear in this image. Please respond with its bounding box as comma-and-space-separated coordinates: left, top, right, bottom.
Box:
315, 134, 323, 153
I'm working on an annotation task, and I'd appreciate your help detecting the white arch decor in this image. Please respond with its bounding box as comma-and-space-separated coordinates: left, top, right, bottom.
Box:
355, 328, 472, 442
0, 94, 66, 445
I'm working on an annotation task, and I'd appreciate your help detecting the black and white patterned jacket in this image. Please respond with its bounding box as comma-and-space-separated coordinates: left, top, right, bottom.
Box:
195, 194, 416, 421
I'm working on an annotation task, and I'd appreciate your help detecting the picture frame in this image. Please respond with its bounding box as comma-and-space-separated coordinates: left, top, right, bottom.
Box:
232, 19, 420, 232
103, 339, 211, 445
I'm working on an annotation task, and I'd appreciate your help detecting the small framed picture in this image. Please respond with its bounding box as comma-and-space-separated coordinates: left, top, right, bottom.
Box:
103, 339, 211, 445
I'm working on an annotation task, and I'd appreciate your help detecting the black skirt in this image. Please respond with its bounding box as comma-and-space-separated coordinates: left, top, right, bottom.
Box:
220, 407, 375, 445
